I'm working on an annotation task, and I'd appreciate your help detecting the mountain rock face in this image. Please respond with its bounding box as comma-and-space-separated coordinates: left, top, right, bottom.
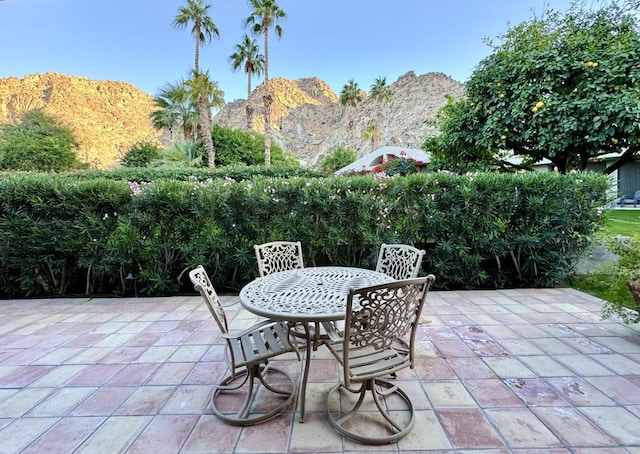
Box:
0, 73, 161, 169
0, 71, 464, 168
213, 71, 465, 165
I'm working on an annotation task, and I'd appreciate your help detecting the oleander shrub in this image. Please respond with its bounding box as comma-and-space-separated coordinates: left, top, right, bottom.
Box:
0, 170, 609, 297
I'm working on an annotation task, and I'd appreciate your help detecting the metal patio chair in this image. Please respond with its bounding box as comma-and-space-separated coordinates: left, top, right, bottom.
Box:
323, 275, 435, 444
375, 243, 426, 280
253, 241, 304, 277
375, 243, 427, 356
189, 265, 300, 426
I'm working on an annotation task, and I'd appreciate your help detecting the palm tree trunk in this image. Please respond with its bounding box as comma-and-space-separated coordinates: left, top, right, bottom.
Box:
263, 29, 271, 166
194, 34, 200, 73
246, 72, 253, 130
374, 102, 382, 150
347, 107, 354, 146
199, 96, 215, 167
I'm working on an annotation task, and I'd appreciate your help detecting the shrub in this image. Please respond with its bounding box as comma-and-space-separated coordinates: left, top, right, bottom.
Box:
121, 141, 162, 167
0, 109, 82, 172
599, 236, 640, 324
0, 170, 609, 297
211, 124, 298, 167
320, 147, 357, 173
381, 157, 420, 176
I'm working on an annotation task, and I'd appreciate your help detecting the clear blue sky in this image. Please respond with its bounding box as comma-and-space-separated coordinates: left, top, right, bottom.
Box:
0, 0, 603, 103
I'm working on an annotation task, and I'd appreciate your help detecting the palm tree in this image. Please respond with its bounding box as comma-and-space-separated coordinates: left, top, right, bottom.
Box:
339, 79, 363, 147
369, 77, 392, 150
229, 34, 265, 130
173, 0, 220, 154
245, 0, 287, 166
185, 70, 225, 167
173, 0, 219, 72
151, 81, 198, 142
362, 123, 377, 151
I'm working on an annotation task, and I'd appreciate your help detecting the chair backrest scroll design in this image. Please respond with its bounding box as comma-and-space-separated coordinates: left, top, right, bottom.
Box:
254, 241, 304, 277
375, 243, 426, 280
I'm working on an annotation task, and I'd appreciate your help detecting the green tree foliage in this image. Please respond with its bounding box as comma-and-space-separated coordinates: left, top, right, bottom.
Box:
0, 109, 81, 171
381, 157, 419, 176
424, 95, 518, 173
319, 147, 357, 173
211, 124, 296, 167
121, 142, 162, 167
153, 142, 205, 168
431, 1, 640, 173
139, 125, 296, 168
151, 80, 198, 142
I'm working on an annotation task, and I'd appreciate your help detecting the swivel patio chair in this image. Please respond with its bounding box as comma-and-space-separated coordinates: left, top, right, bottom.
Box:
254, 241, 315, 345
375, 243, 426, 280
375, 243, 427, 357
189, 265, 300, 426
254, 241, 304, 277
323, 275, 435, 444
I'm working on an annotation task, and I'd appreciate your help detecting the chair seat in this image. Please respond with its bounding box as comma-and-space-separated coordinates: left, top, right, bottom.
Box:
327, 342, 409, 381
228, 320, 295, 368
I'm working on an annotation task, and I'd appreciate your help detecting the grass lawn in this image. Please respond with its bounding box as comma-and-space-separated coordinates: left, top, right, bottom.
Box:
571, 208, 639, 315
603, 209, 640, 239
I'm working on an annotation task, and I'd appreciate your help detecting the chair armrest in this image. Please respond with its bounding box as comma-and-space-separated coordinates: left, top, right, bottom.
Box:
224, 319, 283, 339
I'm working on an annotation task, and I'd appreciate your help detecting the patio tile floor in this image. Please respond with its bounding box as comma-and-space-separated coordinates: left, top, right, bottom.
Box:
1, 288, 640, 452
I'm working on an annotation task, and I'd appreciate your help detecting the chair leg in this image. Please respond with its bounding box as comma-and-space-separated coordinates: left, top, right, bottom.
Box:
211, 364, 297, 426
326, 378, 415, 444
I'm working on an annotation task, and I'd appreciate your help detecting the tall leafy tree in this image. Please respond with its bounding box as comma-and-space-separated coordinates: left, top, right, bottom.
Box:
369, 77, 392, 150
339, 79, 363, 147
245, 0, 287, 166
457, 0, 640, 173
229, 34, 265, 130
185, 70, 225, 167
423, 95, 521, 173
173, 0, 219, 72
151, 81, 198, 141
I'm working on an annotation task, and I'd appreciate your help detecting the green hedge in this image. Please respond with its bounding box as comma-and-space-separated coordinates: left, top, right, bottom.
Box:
0, 170, 609, 297
0, 165, 325, 183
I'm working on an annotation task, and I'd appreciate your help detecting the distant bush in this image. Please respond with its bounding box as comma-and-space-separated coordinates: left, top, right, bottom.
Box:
0, 109, 84, 172
121, 141, 162, 167
211, 124, 299, 167
320, 147, 357, 173
381, 157, 420, 176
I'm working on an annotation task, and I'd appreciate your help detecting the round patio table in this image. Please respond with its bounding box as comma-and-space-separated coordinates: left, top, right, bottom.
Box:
239, 266, 394, 421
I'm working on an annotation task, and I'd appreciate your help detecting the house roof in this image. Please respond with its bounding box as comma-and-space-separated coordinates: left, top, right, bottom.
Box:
335, 146, 430, 174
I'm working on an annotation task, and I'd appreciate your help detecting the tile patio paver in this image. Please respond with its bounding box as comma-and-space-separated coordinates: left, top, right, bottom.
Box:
0, 288, 639, 453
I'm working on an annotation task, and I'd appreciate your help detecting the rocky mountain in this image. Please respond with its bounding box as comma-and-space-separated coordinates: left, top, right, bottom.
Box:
0, 71, 465, 168
0, 73, 161, 169
214, 71, 465, 165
